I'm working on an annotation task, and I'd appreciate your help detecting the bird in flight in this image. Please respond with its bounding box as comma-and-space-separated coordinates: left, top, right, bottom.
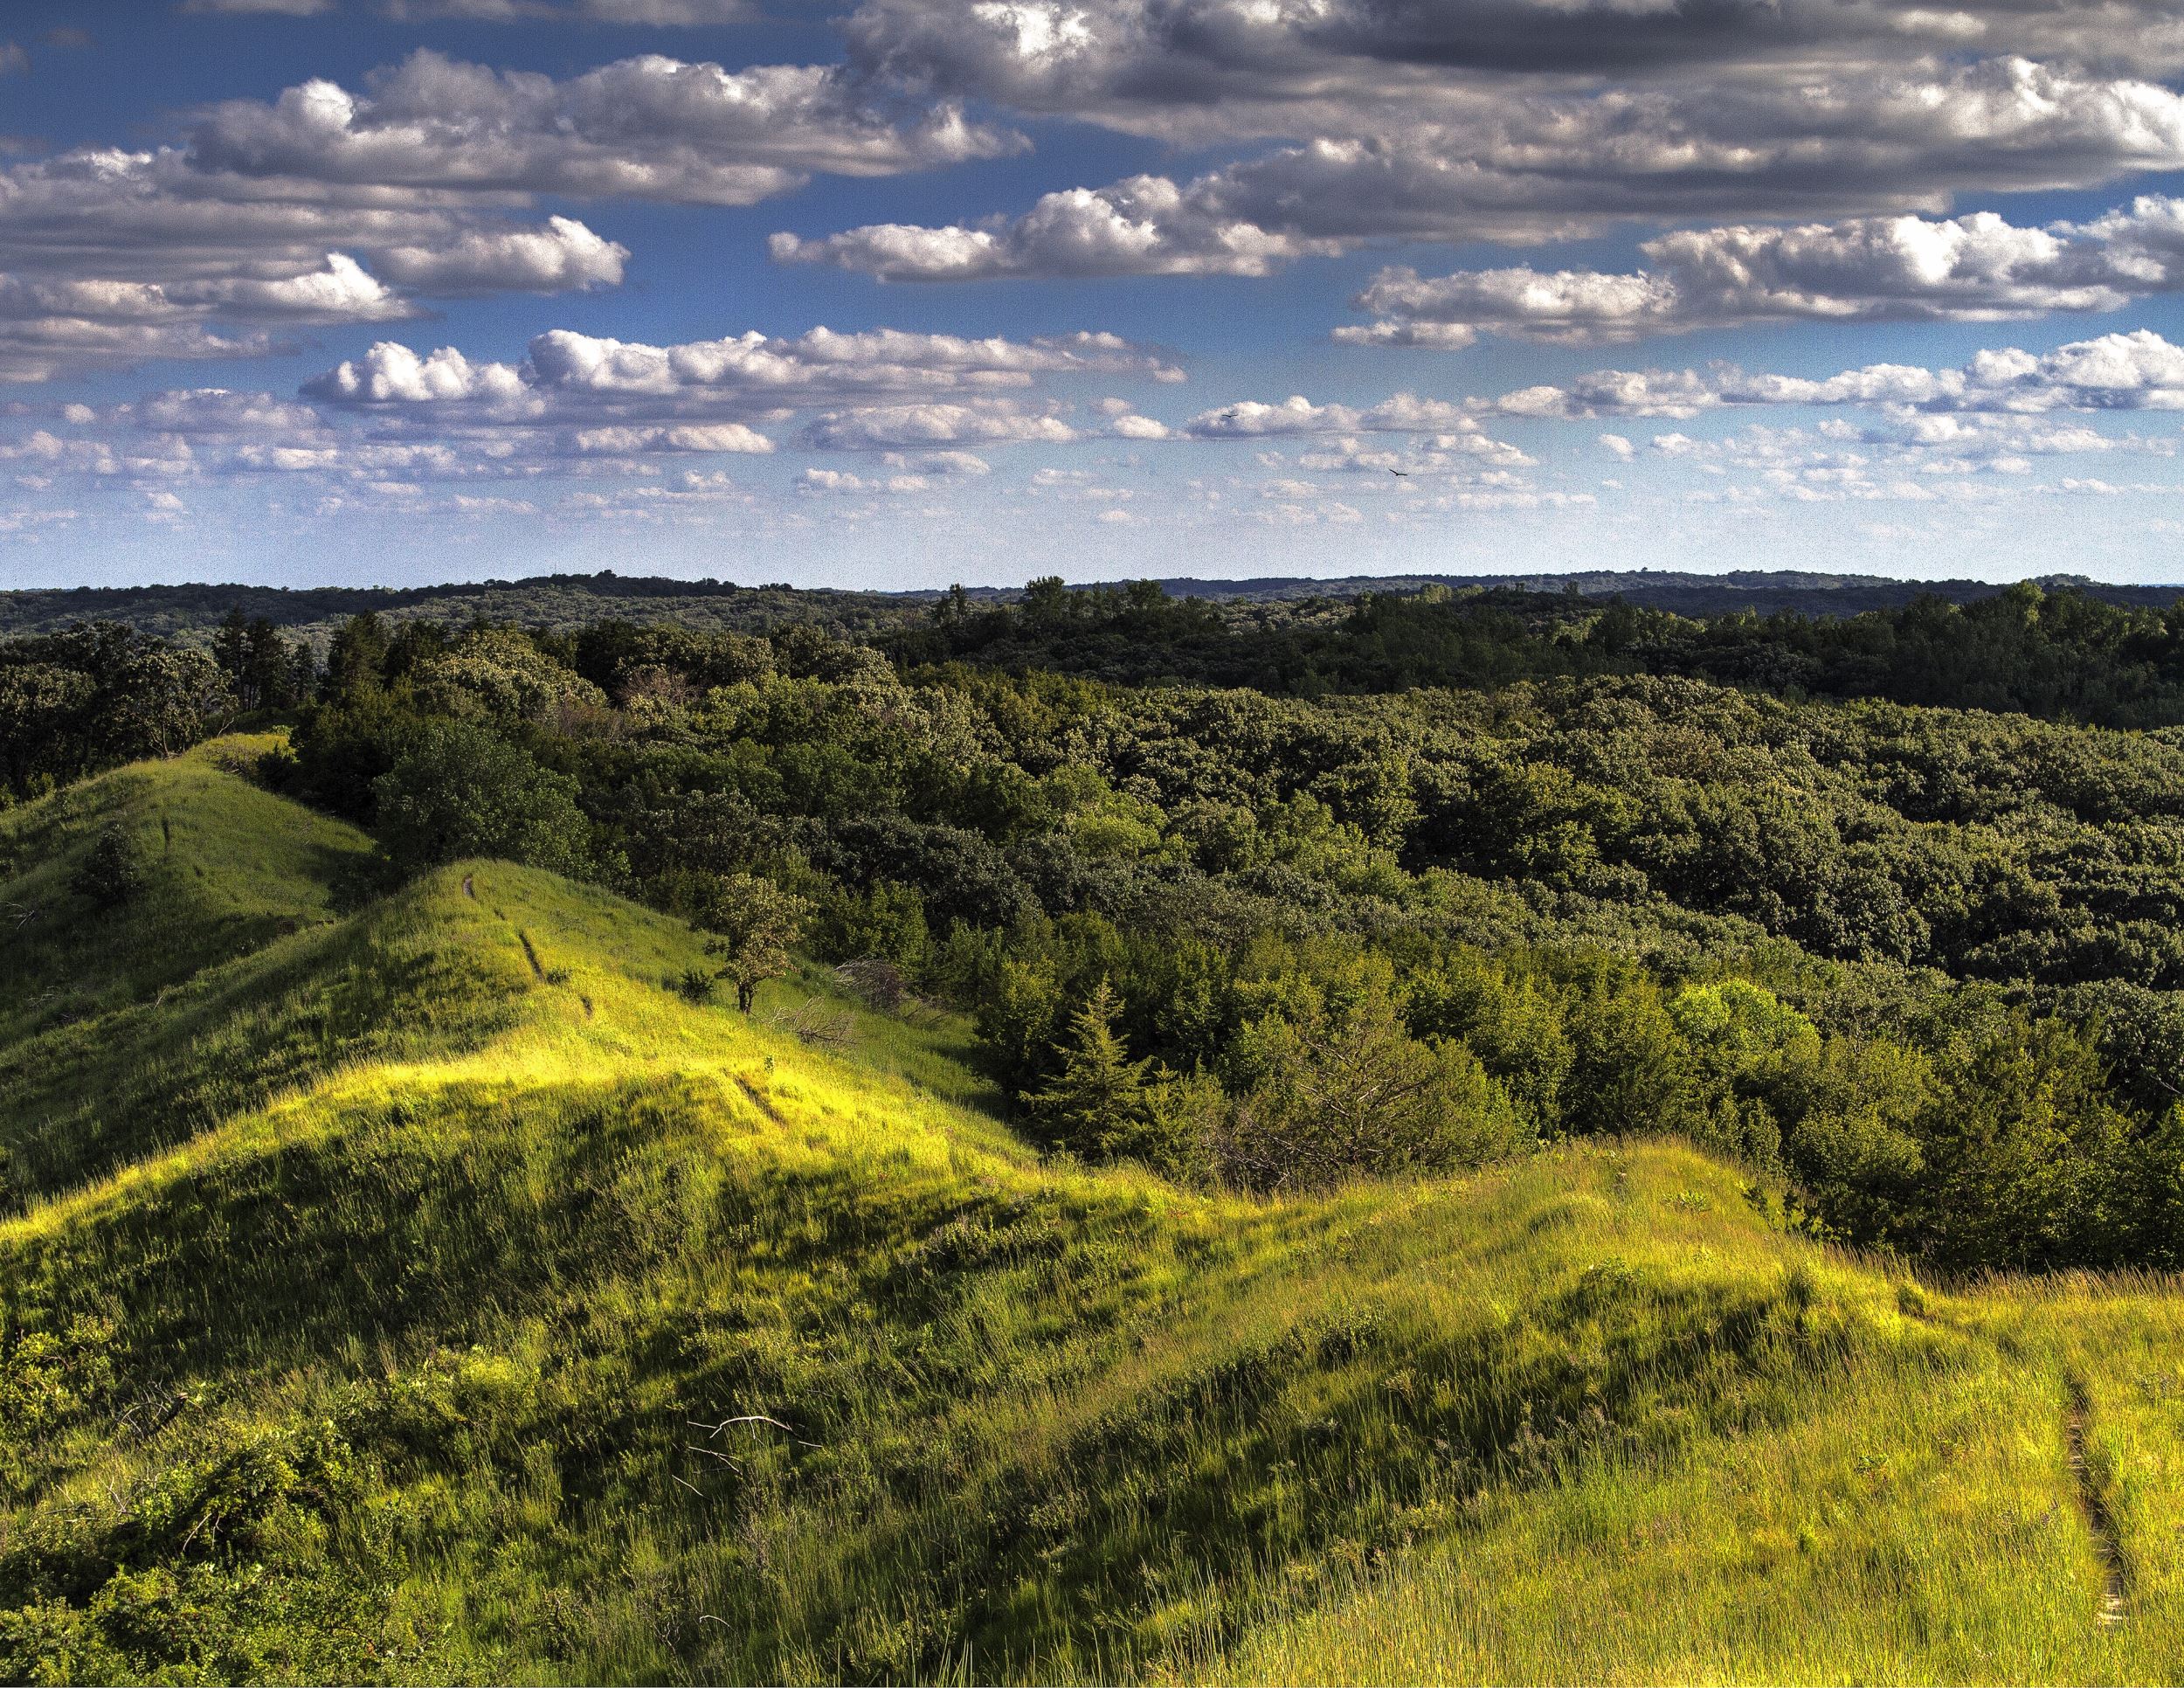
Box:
1388, 468, 1410, 477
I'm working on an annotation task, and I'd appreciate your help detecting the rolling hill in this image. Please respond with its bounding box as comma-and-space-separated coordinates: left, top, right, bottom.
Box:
0, 743, 2177, 1684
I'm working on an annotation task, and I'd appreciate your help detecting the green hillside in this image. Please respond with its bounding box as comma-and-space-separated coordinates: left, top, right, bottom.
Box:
0, 745, 2179, 1684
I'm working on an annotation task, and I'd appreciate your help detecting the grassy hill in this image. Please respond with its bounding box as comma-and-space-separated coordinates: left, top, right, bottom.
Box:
0, 744, 2178, 1684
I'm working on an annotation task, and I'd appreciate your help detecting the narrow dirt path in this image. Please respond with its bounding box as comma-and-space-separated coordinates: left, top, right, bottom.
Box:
2066, 1387, 2128, 1629
516, 930, 547, 981
735, 1075, 784, 1124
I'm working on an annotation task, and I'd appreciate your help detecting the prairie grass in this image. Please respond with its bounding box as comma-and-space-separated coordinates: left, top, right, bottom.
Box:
0, 743, 2176, 1684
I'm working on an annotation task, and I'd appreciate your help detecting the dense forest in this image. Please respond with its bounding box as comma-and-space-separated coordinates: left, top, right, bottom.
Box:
9, 577, 2184, 1272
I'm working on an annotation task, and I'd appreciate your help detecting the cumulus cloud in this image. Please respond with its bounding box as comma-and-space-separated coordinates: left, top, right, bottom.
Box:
190, 50, 1019, 208
773, 174, 1342, 279
1343, 197, 2184, 347
796, 465, 946, 494
791, 45, 2184, 277
798, 401, 1079, 449
0, 45, 1022, 382
1185, 393, 1476, 438
846, 0, 2184, 140
1493, 330, 2184, 419
183, 0, 334, 13
0, 143, 632, 380
370, 218, 628, 295
304, 342, 531, 406
305, 325, 1176, 418
201, 0, 754, 17
571, 423, 775, 454
383, 0, 752, 18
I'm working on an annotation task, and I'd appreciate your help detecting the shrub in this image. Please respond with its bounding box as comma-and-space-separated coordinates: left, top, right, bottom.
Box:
373, 721, 591, 877
70, 824, 145, 910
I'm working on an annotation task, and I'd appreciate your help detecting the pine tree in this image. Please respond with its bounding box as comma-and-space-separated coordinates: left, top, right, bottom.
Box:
213, 607, 252, 706
1022, 979, 1153, 1157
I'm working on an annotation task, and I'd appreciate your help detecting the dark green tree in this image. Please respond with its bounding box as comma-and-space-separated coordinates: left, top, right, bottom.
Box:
71, 822, 146, 909
322, 612, 390, 704
373, 720, 591, 877
1021, 979, 1157, 1157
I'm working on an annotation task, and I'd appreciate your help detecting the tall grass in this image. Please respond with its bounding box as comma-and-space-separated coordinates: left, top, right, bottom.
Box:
0, 742, 2177, 1684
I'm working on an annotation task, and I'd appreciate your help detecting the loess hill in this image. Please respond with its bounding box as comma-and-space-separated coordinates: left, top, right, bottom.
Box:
0, 743, 2180, 1684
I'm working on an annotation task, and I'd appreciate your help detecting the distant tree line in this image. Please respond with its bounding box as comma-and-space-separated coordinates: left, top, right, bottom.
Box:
891, 577, 2184, 728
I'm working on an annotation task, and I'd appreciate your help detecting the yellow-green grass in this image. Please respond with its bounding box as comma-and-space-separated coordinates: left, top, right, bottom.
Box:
1184, 1276, 2184, 1685
0, 742, 2177, 1685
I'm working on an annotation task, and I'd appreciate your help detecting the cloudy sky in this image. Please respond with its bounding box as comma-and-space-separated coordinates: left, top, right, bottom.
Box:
5, 1, 2184, 588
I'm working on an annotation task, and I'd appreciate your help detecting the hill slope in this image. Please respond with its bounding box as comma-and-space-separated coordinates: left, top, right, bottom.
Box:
0, 747, 2177, 1684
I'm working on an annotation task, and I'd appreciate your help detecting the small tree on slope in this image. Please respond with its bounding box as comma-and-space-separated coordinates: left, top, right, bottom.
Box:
693, 872, 812, 1013
1022, 979, 1158, 1159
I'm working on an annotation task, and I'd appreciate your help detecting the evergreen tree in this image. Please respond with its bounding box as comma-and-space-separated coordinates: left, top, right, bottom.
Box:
245, 618, 301, 709
1022, 979, 1155, 1157
322, 612, 390, 704
212, 608, 252, 703
71, 822, 146, 909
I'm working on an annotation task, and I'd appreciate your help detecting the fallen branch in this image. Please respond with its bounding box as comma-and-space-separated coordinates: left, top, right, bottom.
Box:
688, 1414, 822, 1449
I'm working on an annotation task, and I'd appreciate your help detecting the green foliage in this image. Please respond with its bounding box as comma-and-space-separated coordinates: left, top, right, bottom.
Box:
1216, 969, 1529, 1188
21, 582, 2184, 1263
374, 721, 591, 878
1022, 979, 1166, 1160
0, 624, 233, 799
690, 870, 812, 1012
68, 822, 145, 910
2, 746, 2184, 1682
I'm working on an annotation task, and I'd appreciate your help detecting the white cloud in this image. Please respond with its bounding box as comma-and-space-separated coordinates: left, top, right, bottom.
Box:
773, 174, 1342, 279
882, 448, 992, 475
0, 142, 638, 381
1504, 330, 2184, 419
846, 0, 2184, 140
304, 327, 1173, 426
384, 0, 752, 18
304, 342, 531, 406
203, 0, 756, 17
571, 423, 774, 453
792, 38, 2184, 277
190, 50, 1019, 209
1185, 393, 1475, 438
796, 465, 943, 494
370, 218, 628, 295
0, 43, 1023, 383
798, 401, 1079, 449
1343, 197, 2184, 347
183, 0, 334, 13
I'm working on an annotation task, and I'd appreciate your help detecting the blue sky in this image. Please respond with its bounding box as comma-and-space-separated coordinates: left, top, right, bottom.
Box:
5, 0, 2184, 590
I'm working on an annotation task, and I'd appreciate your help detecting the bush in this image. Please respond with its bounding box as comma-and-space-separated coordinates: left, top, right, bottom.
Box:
373, 721, 591, 876
1216, 978, 1530, 1190
70, 824, 145, 910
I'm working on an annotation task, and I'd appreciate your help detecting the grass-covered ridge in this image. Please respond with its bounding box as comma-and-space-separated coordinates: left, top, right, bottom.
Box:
0, 745, 2179, 1684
